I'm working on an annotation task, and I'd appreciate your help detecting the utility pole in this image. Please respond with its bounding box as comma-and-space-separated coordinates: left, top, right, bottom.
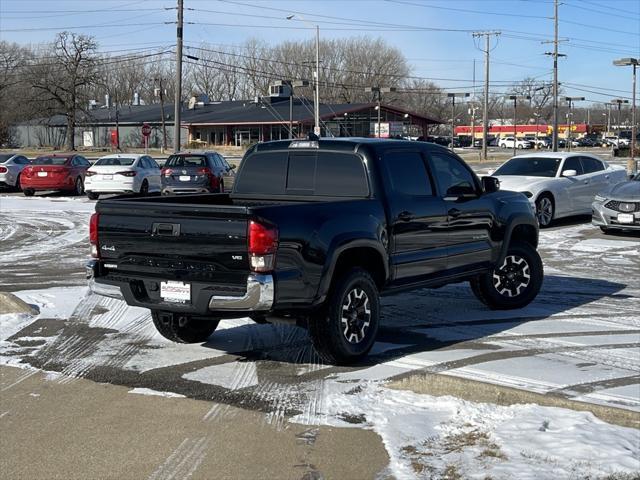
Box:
472, 31, 500, 161
508, 95, 531, 156
314, 25, 320, 136
173, 0, 184, 152
447, 93, 470, 150
543, 0, 566, 152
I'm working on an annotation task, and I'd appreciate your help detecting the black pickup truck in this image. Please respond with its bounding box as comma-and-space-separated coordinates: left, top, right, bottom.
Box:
87, 138, 542, 364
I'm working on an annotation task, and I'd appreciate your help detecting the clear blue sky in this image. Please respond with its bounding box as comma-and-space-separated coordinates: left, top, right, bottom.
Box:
1, 0, 639, 105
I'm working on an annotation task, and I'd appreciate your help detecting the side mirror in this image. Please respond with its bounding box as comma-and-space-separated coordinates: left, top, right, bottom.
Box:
482, 176, 500, 193
562, 169, 577, 177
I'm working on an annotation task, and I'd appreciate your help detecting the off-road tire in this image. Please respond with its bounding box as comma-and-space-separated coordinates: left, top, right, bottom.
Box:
87, 192, 100, 200
151, 311, 220, 343
470, 241, 543, 310
23, 188, 35, 197
308, 268, 380, 365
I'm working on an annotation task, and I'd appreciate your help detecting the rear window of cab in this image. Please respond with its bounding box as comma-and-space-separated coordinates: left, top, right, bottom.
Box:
235, 151, 369, 197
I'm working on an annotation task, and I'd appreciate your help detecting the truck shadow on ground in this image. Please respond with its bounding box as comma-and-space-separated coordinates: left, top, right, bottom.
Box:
202, 273, 631, 370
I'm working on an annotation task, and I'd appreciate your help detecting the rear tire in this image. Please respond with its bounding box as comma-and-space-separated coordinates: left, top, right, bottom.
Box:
75, 177, 84, 196
308, 268, 379, 365
151, 311, 220, 343
87, 192, 100, 200
15, 173, 22, 191
139, 180, 149, 196
470, 241, 543, 310
23, 188, 34, 197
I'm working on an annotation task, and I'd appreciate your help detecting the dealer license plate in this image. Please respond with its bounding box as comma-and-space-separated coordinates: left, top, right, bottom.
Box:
102, 174, 113, 180
179, 175, 191, 181
160, 281, 191, 303
37, 171, 47, 177
617, 213, 634, 224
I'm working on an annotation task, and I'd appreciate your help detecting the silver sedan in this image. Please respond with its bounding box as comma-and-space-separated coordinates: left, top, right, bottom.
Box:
0, 153, 31, 189
592, 172, 640, 233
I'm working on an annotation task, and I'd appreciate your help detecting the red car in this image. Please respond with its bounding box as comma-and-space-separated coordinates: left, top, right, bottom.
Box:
21, 154, 91, 196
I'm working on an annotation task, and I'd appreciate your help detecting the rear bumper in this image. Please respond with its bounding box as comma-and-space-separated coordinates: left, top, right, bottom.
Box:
85, 178, 137, 193
21, 179, 74, 190
86, 260, 274, 313
162, 186, 212, 195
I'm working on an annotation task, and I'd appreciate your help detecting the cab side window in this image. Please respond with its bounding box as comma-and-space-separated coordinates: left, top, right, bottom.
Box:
382, 151, 433, 196
428, 152, 477, 197
562, 157, 584, 176
580, 156, 604, 174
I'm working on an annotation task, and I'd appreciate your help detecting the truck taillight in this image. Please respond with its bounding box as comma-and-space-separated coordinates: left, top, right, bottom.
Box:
248, 220, 278, 272
89, 213, 100, 258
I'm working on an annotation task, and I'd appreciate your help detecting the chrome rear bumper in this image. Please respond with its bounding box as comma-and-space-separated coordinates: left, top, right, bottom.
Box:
86, 260, 274, 312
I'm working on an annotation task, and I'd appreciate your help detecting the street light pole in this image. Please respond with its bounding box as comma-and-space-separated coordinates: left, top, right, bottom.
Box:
365, 86, 396, 138
287, 15, 320, 137
447, 93, 470, 150
508, 95, 531, 156
614, 58, 638, 173
173, 0, 184, 152
564, 97, 584, 152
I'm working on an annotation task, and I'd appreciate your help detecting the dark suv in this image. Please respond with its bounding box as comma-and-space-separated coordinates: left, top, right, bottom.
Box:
161, 151, 235, 195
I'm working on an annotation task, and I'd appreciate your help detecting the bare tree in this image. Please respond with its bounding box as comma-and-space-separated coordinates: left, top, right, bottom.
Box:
29, 32, 99, 150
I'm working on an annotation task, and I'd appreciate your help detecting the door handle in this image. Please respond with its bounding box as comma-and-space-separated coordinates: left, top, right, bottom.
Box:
605, 175, 610, 179
583, 180, 590, 184
398, 211, 413, 222
448, 208, 462, 217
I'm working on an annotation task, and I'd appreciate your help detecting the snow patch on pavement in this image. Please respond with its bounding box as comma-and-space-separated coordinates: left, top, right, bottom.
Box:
291, 382, 640, 480
129, 387, 186, 398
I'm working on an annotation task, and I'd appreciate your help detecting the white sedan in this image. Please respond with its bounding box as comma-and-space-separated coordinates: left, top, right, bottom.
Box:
85, 154, 162, 200
492, 152, 627, 227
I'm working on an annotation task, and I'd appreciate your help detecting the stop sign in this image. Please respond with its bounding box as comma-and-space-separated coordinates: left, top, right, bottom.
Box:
141, 123, 151, 137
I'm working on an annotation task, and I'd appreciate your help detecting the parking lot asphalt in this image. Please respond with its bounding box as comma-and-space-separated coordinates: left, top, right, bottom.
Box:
1, 159, 638, 478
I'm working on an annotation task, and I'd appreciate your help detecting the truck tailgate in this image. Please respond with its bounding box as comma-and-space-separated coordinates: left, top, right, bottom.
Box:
96, 198, 251, 288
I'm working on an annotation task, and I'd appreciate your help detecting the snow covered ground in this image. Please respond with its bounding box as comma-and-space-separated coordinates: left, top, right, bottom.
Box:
1, 193, 639, 479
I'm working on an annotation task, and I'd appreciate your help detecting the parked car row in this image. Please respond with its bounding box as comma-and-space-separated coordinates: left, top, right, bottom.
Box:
0, 151, 235, 199
489, 152, 634, 231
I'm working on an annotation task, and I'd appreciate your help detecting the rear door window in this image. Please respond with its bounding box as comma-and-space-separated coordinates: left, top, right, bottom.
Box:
382, 151, 433, 196
580, 156, 604, 173
562, 157, 584, 176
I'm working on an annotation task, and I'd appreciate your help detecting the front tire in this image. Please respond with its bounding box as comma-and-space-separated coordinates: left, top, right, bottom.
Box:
151, 311, 220, 343
308, 268, 380, 365
535, 194, 554, 228
470, 241, 543, 310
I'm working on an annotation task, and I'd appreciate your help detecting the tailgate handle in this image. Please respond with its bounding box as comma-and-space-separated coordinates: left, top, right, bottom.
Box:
152, 223, 181, 237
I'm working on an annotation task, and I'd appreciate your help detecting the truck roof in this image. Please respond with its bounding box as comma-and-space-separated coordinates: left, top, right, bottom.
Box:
250, 137, 452, 155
